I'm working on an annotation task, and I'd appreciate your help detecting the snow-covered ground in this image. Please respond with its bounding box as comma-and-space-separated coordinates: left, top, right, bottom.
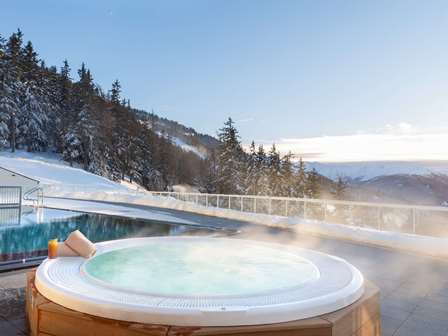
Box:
0, 150, 134, 195
307, 161, 448, 181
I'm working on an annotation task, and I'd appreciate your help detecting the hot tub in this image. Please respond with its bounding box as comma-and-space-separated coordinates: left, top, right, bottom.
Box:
35, 237, 364, 327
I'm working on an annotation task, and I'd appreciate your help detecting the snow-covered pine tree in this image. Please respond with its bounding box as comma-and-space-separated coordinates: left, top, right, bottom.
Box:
17, 41, 49, 152
267, 144, 282, 196
216, 118, 245, 194
294, 157, 306, 197
280, 152, 294, 196
54, 60, 73, 152
1, 30, 24, 151
244, 141, 259, 195
0, 33, 10, 147
65, 63, 99, 170
254, 144, 270, 195
305, 168, 320, 199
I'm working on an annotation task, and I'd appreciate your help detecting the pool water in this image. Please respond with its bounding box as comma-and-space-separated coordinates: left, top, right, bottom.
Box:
0, 207, 222, 265
83, 239, 319, 297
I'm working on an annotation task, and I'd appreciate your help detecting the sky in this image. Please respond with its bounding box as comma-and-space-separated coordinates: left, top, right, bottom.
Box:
2, 1, 448, 161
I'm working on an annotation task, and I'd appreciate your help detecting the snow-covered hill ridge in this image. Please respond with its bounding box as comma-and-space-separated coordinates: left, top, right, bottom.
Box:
0, 151, 133, 194
306, 161, 448, 181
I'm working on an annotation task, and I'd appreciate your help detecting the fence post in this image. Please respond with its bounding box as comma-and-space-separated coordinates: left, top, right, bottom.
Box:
241, 197, 243, 212
217, 195, 220, 208
268, 198, 272, 215
254, 198, 257, 213
228, 195, 231, 209
303, 200, 307, 219
206, 194, 209, 207
323, 201, 327, 221
412, 208, 416, 234
377, 207, 381, 230
285, 200, 288, 217
196, 194, 199, 205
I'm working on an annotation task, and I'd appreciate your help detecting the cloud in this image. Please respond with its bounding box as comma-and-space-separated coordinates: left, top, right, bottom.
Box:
236, 117, 255, 123
250, 123, 448, 162
383, 122, 415, 134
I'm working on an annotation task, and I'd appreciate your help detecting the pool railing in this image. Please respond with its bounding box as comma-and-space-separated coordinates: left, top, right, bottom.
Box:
149, 191, 448, 238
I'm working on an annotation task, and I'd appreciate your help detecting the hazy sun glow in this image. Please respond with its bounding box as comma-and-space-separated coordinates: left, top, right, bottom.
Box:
254, 125, 448, 162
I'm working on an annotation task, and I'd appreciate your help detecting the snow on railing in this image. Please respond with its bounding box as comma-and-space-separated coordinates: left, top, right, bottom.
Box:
149, 191, 448, 238
0, 186, 22, 207
23, 186, 44, 208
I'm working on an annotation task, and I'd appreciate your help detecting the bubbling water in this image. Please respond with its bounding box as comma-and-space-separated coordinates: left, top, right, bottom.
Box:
83, 239, 319, 297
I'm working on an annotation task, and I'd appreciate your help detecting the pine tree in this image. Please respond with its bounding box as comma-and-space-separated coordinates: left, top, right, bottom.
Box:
267, 144, 282, 196
294, 157, 306, 197
255, 144, 270, 195
244, 141, 258, 195
17, 40, 49, 151
110, 79, 121, 104
0, 33, 10, 147
216, 118, 245, 194
305, 168, 320, 199
54, 60, 72, 152
333, 176, 348, 200
280, 152, 294, 196
2, 30, 24, 151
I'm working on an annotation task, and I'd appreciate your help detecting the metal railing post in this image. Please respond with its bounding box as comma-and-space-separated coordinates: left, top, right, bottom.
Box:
228, 195, 231, 209
412, 208, 416, 234
241, 197, 244, 212
377, 207, 381, 230
254, 197, 257, 213
217, 195, 220, 208
285, 200, 288, 217
206, 194, 209, 207
323, 201, 327, 221
268, 198, 272, 215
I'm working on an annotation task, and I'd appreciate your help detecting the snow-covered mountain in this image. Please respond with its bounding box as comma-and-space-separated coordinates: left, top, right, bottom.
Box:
305, 161, 448, 206
135, 109, 219, 158
306, 161, 448, 181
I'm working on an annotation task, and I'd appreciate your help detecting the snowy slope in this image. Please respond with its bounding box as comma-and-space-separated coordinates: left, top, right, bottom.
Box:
0, 151, 132, 194
306, 161, 448, 181
171, 137, 206, 159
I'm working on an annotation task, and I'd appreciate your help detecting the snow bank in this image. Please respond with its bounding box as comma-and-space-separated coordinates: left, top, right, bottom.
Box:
0, 150, 132, 194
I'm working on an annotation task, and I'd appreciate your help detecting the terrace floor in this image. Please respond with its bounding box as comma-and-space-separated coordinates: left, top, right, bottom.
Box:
2, 202, 448, 336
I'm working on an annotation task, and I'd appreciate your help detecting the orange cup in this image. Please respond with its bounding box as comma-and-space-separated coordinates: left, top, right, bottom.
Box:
48, 239, 58, 259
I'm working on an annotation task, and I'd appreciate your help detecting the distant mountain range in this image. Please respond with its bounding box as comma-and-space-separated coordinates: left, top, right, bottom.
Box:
306, 161, 448, 206
306, 161, 448, 181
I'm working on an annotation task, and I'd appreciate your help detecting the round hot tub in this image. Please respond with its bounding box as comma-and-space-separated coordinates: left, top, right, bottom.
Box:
35, 237, 364, 326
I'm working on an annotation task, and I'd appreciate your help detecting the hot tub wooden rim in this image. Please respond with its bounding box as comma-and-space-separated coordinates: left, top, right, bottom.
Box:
26, 269, 381, 336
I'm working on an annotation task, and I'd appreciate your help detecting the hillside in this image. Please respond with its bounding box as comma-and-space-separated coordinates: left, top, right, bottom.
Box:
135, 109, 219, 158
0, 29, 215, 191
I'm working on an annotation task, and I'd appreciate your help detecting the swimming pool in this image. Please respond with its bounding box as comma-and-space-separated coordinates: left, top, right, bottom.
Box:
0, 206, 223, 270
